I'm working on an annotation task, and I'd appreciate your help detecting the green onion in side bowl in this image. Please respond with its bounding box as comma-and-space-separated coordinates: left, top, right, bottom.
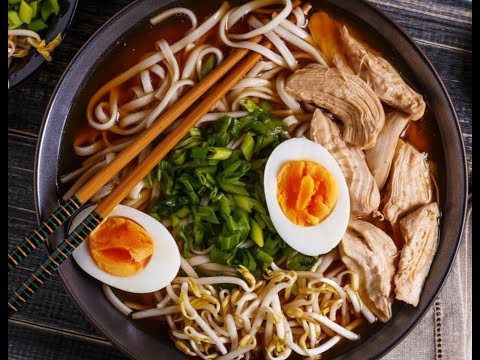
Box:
8, 0, 63, 77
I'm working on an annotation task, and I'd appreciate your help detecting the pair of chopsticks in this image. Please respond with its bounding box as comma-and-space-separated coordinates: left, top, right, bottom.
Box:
7, 3, 311, 318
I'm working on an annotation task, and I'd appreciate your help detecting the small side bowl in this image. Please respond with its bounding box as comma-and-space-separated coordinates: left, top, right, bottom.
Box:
8, 0, 78, 90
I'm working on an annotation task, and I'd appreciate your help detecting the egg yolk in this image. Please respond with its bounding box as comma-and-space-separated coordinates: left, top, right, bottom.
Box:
88, 217, 154, 277
277, 160, 338, 226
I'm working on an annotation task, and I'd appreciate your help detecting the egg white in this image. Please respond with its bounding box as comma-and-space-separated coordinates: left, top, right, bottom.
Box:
70, 204, 180, 293
264, 137, 350, 256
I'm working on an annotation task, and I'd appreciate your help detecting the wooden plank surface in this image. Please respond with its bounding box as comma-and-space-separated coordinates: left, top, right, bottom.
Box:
7, 0, 471, 359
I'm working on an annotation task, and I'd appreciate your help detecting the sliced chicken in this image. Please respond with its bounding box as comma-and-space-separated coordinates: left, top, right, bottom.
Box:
365, 111, 412, 190
394, 202, 440, 306
285, 64, 385, 150
339, 220, 398, 322
308, 12, 426, 120
382, 140, 432, 224
310, 109, 380, 216
338, 27, 426, 120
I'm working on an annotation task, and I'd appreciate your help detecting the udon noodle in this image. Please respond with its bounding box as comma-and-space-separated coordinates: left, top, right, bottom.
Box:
7, 29, 62, 66
61, 0, 324, 206
8, 29, 41, 66
60, 0, 436, 358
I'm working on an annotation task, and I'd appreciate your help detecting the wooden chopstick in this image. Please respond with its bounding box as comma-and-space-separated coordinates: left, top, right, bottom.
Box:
7, 39, 268, 318
7, 35, 264, 273
8, 3, 312, 317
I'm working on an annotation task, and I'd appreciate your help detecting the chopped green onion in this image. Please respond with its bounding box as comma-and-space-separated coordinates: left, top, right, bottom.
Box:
216, 232, 241, 251
218, 182, 249, 196
286, 251, 317, 271
8, 11, 23, 29
27, 18, 48, 32
217, 195, 232, 217
217, 161, 251, 196
41, 1, 54, 22
241, 132, 255, 161
208, 147, 232, 160
253, 248, 273, 267
191, 146, 209, 159
250, 219, 264, 247
193, 222, 204, 249
149, 212, 161, 222
209, 245, 233, 264
259, 213, 275, 232
200, 54, 217, 78
211, 116, 233, 146
259, 101, 273, 112
171, 214, 180, 228
19, 1, 33, 24
174, 135, 204, 150
189, 127, 202, 137
146, 100, 301, 275
233, 195, 267, 214
171, 149, 187, 165
232, 195, 254, 213
231, 116, 254, 139
253, 212, 266, 229
175, 207, 190, 218
260, 135, 275, 149
178, 174, 200, 204
192, 206, 220, 224
8, 0, 62, 39
236, 249, 257, 272
240, 98, 260, 112
178, 227, 192, 258
262, 235, 284, 257
48, 0, 60, 15
30, 1, 38, 18
251, 122, 269, 136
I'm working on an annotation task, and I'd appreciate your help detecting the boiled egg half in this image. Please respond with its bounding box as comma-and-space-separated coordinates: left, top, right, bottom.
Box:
70, 204, 180, 293
264, 137, 350, 256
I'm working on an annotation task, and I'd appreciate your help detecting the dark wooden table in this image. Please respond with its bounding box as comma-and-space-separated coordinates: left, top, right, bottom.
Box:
8, 0, 471, 359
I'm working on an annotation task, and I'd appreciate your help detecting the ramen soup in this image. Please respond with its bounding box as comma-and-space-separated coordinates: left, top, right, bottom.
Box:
59, 0, 443, 358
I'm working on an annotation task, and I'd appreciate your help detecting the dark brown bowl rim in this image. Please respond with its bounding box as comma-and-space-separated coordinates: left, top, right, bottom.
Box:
34, 0, 468, 359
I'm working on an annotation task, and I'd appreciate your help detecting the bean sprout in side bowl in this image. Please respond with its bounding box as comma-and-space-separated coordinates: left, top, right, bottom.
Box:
35, 0, 467, 359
